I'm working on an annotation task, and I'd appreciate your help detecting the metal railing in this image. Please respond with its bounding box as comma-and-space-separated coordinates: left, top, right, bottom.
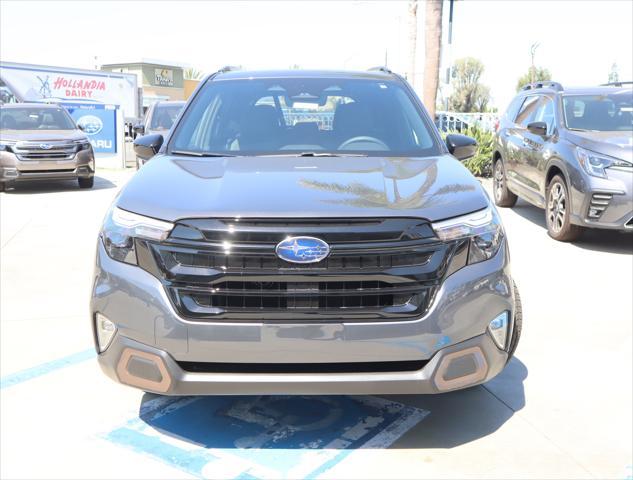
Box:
435, 111, 499, 133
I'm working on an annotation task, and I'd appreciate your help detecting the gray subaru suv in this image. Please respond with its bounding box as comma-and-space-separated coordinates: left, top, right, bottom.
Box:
0, 103, 95, 191
492, 81, 633, 241
91, 68, 521, 395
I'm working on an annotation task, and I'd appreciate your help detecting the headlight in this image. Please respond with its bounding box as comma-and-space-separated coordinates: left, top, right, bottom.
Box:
432, 206, 504, 265
74, 140, 92, 151
0, 140, 15, 152
576, 146, 631, 179
101, 206, 173, 264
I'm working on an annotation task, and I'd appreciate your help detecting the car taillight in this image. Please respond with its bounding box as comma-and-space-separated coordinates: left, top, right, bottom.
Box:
494, 119, 500, 132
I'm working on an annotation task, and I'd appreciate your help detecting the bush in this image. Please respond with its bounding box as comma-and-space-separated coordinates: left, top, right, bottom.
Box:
445, 126, 494, 178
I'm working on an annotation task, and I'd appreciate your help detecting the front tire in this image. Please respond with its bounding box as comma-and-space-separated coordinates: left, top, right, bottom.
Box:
493, 157, 517, 207
546, 175, 581, 241
78, 176, 94, 189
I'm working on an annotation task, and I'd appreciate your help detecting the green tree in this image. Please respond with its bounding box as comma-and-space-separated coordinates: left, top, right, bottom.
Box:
516, 66, 551, 91
448, 57, 491, 113
184, 68, 204, 80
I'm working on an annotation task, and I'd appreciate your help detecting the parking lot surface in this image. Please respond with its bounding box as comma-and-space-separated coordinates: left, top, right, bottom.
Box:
1, 171, 631, 479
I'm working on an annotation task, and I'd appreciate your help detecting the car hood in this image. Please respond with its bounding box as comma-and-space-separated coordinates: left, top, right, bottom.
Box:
116, 154, 489, 223
565, 130, 633, 163
0, 129, 86, 143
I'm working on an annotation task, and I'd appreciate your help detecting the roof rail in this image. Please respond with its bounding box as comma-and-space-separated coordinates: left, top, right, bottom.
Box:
521, 81, 564, 92
368, 66, 393, 74
217, 65, 240, 74
600, 81, 633, 87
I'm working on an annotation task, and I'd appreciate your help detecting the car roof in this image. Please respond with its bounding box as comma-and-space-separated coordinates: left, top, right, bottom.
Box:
518, 85, 631, 97
210, 69, 398, 82
0, 102, 63, 109
559, 86, 632, 95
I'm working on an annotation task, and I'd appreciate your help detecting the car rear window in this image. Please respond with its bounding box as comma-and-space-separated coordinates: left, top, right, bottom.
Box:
0, 106, 76, 130
169, 77, 440, 157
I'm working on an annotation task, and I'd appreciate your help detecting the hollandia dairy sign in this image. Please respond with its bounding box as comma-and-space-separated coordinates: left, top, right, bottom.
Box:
51, 77, 107, 99
0, 62, 138, 118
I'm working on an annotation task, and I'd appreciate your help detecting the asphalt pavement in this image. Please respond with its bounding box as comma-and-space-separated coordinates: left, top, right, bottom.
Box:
1, 171, 631, 479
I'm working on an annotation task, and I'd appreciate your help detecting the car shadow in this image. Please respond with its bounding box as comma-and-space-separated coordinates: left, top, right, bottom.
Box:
390, 356, 527, 448
133, 357, 527, 459
510, 199, 632, 255
3, 175, 117, 194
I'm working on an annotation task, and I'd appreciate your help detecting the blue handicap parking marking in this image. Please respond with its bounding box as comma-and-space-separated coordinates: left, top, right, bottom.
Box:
102, 395, 429, 479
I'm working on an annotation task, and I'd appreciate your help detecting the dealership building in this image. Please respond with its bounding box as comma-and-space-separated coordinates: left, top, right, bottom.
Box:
100, 60, 198, 113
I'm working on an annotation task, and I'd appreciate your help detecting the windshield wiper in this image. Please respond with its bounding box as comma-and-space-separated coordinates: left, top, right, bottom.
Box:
171, 150, 236, 157
258, 152, 368, 157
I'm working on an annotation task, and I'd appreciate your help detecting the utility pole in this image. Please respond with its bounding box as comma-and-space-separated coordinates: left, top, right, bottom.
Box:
529, 43, 539, 84
407, 0, 418, 86
445, 0, 455, 110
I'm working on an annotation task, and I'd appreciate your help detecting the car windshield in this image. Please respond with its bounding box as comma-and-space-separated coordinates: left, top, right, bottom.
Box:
0, 106, 76, 130
563, 91, 633, 131
149, 104, 184, 130
169, 77, 440, 157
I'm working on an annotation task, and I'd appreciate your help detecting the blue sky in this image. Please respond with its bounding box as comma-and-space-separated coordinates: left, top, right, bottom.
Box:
1, 0, 631, 109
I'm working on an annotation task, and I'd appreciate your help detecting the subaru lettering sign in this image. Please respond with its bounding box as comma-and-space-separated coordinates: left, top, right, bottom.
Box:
66, 105, 116, 153
276, 236, 330, 263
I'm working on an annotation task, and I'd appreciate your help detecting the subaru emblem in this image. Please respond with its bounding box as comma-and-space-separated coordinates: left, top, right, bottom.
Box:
275, 236, 330, 264
39, 143, 53, 150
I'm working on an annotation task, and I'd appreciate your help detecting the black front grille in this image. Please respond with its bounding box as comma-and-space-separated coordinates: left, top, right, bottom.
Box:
168, 248, 432, 270
177, 280, 429, 314
139, 217, 464, 322
177, 359, 429, 374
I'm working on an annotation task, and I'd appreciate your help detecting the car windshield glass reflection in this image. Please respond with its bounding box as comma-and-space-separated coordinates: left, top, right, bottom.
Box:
563, 92, 633, 131
0, 107, 76, 130
150, 104, 184, 131
169, 78, 440, 157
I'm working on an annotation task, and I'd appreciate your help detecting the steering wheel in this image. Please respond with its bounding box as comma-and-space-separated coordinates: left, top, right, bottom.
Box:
338, 136, 389, 151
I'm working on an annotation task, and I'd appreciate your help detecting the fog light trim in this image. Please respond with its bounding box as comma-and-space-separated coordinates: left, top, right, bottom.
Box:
116, 348, 172, 393
95, 313, 117, 352
488, 311, 509, 350
434, 346, 488, 392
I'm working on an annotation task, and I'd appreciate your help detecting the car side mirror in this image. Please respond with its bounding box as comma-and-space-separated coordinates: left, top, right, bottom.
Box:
77, 124, 85, 132
446, 133, 477, 161
134, 134, 163, 160
527, 121, 548, 136
133, 123, 145, 136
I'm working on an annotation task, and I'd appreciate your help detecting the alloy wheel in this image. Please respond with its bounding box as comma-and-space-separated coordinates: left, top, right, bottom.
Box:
494, 161, 505, 201
547, 181, 566, 233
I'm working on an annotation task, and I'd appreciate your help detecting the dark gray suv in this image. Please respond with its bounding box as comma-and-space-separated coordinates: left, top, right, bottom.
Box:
91, 68, 521, 396
492, 82, 632, 241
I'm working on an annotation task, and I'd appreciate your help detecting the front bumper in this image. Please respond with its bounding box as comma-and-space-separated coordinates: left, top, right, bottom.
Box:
97, 332, 507, 395
0, 150, 94, 183
570, 168, 633, 231
1, 165, 94, 182
92, 239, 516, 395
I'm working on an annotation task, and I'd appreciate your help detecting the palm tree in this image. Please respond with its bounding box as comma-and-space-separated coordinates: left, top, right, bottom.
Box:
184, 68, 204, 80
406, 0, 418, 87
422, 0, 444, 120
